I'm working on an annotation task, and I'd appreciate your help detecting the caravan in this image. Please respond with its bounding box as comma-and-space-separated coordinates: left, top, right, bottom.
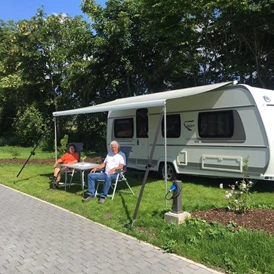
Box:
106, 83, 274, 181
53, 81, 274, 181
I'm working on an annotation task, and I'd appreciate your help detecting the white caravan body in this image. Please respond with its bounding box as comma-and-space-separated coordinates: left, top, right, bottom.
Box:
106, 84, 274, 181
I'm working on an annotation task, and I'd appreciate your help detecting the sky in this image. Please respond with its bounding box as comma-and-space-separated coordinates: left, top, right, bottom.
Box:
0, 0, 105, 22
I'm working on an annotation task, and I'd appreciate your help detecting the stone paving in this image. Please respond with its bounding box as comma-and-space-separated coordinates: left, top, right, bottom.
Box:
0, 184, 223, 274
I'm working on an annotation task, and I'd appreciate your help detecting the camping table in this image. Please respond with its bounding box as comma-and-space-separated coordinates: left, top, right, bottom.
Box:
62, 162, 99, 196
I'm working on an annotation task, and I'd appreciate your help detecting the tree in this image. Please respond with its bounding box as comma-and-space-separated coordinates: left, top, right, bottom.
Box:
0, 8, 96, 146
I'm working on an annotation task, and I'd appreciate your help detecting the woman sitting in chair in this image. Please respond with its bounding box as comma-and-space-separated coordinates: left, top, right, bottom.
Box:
51, 144, 80, 189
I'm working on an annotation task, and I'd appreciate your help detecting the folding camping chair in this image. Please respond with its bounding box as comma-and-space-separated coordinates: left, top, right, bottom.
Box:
94, 146, 134, 200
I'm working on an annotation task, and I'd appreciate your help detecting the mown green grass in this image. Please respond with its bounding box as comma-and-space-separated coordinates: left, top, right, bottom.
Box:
0, 145, 54, 159
1, 148, 274, 274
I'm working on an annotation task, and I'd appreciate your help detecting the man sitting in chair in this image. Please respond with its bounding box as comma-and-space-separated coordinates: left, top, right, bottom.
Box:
82, 140, 125, 204
51, 144, 80, 189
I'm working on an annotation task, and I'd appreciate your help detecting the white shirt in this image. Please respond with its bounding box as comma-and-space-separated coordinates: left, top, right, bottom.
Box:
104, 152, 125, 174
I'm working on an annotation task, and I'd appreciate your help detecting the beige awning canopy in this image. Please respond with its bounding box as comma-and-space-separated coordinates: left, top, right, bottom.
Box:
53, 82, 234, 117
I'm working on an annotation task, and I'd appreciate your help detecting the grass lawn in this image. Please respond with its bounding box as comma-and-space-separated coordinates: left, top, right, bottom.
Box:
0, 145, 54, 159
1, 148, 274, 274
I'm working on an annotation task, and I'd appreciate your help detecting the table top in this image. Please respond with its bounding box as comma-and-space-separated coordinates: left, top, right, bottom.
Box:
62, 162, 99, 170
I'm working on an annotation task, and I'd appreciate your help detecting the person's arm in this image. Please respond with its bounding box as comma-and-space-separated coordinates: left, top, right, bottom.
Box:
54, 157, 63, 168
69, 159, 78, 164
108, 154, 125, 175
108, 162, 124, 175
90, 162, 106, 173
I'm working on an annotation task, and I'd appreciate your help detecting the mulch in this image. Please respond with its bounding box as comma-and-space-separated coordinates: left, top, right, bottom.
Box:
191, 207, 274, 235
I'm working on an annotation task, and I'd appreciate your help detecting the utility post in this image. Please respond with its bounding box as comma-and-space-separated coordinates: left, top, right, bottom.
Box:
165, 180, 191, 225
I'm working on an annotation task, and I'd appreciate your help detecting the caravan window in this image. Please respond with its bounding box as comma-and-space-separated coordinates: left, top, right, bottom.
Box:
198, 110, 234, 138
161, 114, 181, 138
114, 118, 134, 138
136, 108, 148, 138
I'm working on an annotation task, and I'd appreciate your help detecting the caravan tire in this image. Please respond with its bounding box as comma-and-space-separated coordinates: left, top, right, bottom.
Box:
159, 162, 176, 180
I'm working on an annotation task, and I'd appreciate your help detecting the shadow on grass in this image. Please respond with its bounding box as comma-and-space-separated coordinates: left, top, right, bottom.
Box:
118, 193, 133, 227
13, 174, 41, 183
43, 169, 274, 196
152, 208, 170, 219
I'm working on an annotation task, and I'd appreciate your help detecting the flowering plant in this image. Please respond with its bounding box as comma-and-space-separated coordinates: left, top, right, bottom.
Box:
220, 157, 255, 213
220, 180, 254, 213
81, 156, 87, 162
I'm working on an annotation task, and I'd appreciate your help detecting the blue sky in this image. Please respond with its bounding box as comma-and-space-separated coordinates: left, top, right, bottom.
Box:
0, 0, 105, 22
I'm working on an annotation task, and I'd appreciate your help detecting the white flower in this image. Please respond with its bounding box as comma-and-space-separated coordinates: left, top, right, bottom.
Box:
225, 193, 232, 199
219, 183, 223, 189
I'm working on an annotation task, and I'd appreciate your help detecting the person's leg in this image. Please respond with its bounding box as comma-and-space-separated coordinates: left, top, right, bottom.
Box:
52, 165, 63, 187
100, 173, 117, 199
50, 166, 61, 188
83, 172, 106, 202
56, 173, 61, 184
54, 167, 60, 178
87, 173, 96, 196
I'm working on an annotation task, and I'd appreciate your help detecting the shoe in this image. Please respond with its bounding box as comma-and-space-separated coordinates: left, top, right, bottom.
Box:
98, 197, 105, 204
52, 185, 60, 190
82, 195, 96, 203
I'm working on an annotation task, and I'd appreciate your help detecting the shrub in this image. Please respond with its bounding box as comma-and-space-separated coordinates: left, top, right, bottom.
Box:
220, 157, 255, 213
224, 180, 254, 213
58, 135, 69, 157
9, 146, 21, 159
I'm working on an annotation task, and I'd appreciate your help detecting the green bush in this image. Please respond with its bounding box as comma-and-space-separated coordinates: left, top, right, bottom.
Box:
13, 104, 45, 146
9, 146, 21, 159
58, 134, 69, 157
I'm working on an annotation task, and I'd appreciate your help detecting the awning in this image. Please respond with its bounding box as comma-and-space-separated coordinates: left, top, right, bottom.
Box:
53, 81, 234, 117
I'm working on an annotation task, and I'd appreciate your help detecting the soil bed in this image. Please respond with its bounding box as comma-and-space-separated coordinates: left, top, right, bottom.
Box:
0, 157, 100, 165
192, 208, 274, 235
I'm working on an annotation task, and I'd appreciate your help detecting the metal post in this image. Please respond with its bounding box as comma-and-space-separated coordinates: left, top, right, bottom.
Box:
171, 180, 183, 214
164, 104, 167, 207
54, 117, 57, 161
132, 107, 165, 225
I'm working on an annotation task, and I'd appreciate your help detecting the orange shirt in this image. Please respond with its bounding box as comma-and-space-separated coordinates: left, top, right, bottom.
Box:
60, 152, 79, 164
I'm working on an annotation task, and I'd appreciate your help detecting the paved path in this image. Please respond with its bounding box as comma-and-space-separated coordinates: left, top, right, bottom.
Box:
0, 184, 223, 274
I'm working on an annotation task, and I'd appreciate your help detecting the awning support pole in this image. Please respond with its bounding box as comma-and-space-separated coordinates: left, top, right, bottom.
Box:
132, 103, 166, 225
164, 104, 167, 207
54, 117, 57, 161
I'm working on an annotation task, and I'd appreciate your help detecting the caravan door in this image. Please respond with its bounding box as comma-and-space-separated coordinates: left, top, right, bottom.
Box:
134, 108, 149, 169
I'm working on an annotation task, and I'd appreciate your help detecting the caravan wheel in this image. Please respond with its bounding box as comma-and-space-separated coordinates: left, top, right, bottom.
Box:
159, 162, 176, 180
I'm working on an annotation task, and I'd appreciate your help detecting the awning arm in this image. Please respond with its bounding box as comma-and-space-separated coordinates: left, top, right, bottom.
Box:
132, 102, 166, 225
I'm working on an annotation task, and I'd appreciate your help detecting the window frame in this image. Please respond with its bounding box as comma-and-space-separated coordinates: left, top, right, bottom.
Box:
114, 118, 134, 138
161, 114, 181, 138
198, 110, 234, 138
136, 108, 148, 138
